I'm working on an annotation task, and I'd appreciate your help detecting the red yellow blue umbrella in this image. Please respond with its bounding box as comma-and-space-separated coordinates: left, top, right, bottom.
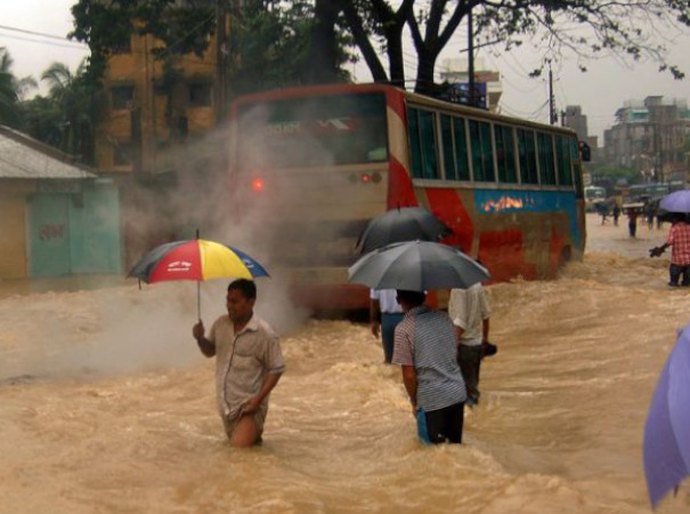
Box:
128, 237, 269, 318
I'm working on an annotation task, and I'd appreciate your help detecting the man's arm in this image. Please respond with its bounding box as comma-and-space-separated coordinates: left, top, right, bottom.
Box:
242, 371, 282, 414
482, 318, 490, 342
401, 365, 417, 414
370, 299, 381, 338
192, 321, 216, 358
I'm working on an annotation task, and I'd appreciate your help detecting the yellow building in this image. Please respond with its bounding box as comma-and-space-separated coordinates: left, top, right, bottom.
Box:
95, 30, 219, 176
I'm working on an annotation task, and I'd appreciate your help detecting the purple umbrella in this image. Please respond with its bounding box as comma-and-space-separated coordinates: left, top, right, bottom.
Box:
643, 324, 690, 509
659, 190, 690, 214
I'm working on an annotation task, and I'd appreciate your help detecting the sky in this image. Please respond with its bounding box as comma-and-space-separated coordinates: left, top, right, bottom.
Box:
2, 0, 690, 142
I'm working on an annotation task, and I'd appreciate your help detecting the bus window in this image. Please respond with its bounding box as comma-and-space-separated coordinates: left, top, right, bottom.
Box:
556, 135, 573, 186
452, 117, 470, 181
469, 119, 495, 182
570, 138, 584, 197
537, 132, 556, 185
440, 114, 456, 180
236, 92, 388, 170
441, 114, 470, 181
517, 128, 538, 184
408, 107, 439, 179
494, 124, 517, 183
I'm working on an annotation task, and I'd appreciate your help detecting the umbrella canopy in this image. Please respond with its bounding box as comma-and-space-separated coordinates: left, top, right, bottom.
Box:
128, 239, 269, 283
643, 324, 690, 509
659, 190, 690, 214
356, 206, 453, 254
348, 240, 489, 291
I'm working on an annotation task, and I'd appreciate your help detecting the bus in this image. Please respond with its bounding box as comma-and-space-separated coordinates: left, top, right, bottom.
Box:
584, 185, 607, 211
228, 83, 586, 310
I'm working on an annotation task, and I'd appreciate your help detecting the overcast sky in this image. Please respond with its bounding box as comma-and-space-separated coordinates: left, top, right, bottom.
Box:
2, 0, 689, 141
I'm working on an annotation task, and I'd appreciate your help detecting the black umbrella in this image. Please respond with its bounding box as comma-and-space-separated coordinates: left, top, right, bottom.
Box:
356, 207, 453, 255
348, 240, 489, 291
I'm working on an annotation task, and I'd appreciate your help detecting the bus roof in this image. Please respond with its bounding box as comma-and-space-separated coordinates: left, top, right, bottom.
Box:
230, 82, 579, 137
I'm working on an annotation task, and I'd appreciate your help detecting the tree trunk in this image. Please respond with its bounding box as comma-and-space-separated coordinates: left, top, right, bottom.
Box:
415, 49, 438, 96
305, 0, 341, 84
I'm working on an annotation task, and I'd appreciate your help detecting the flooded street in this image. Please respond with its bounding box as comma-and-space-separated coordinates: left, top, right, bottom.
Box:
1, 213, 689, 513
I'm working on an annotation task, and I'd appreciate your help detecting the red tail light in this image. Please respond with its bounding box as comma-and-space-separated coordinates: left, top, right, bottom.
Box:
251, 178, 265, 192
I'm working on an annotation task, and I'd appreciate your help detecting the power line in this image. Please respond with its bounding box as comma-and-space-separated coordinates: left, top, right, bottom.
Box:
0, 24, 87, 46
0, 31, 88, 51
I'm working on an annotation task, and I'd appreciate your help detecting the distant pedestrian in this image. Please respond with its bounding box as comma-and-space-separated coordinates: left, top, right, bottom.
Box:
369, 289, 404, 364
392, 290, 467, 445
627, 209, 638, 238
612, 204, 621, 226
649, 219, 690, 286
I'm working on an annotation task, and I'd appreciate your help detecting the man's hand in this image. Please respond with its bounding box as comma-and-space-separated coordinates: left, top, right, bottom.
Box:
371, 322, 380, 338
649, 246, 666, 258
192, 321, 205, 340
241, 396, 262, 415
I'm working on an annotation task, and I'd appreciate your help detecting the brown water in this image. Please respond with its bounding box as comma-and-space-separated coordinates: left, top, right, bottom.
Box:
1, 214, 689, 513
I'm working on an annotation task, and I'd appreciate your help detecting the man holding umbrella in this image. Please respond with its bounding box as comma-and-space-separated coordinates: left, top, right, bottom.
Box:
392, 289, 468, 444
193, 279, 285, 447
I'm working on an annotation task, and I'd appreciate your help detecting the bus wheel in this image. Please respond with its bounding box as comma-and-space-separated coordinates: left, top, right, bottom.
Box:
558, 246, 572, 268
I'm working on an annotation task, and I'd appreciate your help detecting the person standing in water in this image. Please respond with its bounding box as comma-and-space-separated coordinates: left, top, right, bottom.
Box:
369, 289, 404, 364
392, 289, 467, 444
448, 281, 491, 406
193, 279, 285, 447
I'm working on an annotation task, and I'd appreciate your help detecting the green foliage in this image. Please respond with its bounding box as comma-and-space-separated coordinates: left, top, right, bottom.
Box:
20, 59, 99, 163
0, 48, 22, 128
227, 0, 352, 96
336, 0, 690, 93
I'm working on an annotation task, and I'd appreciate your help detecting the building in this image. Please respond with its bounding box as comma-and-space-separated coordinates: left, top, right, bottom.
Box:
0, 126, 121, 280
93, 23, 225, 267
438, 58, 503, 112
95, 30, 219, 177
563, 105, 599, 164
603, 96, 690, 182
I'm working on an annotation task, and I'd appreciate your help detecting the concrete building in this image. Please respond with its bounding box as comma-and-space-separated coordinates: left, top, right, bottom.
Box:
603, 96, 690, 182
96, 30, 219, 177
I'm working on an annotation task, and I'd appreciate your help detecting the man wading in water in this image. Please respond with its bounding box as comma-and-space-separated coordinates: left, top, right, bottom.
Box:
193, 279, 285, 447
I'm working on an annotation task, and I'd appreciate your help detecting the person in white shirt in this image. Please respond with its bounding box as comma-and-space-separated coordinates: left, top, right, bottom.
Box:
369, 289, 404, 363
448, 282, 490, 406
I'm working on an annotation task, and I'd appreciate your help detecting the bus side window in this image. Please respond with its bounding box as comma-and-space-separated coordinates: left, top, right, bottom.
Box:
408, 107, 439, 179
571, 138, 584, 198
556, 135, 573, 186
495, 124, 517, 184
441, 114, 470, 181
537, 132, 557, 185
517, 128, 539, 184
469, 119, 495, 182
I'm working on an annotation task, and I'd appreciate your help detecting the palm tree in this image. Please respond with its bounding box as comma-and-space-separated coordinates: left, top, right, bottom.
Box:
40, 60, 94, 159
0, 47, 21, 128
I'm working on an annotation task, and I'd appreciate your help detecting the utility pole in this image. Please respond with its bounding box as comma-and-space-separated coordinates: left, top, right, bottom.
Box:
548, 61, 557, 125
467, 7, 475, 107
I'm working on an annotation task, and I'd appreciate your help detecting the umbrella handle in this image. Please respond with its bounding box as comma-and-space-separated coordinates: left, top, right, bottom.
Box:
197, 280, 201, 321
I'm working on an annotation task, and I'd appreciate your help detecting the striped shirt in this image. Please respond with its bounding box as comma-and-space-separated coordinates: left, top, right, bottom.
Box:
667, 222, 690, 265
392, 305, 467, 412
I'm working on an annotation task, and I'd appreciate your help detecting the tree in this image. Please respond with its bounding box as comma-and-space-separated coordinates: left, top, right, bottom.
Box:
0, 48, 35, 128
38, 60, 95, 160
333, 0, 690, 94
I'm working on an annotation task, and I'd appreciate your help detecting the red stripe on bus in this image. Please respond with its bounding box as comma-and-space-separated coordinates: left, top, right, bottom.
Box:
549, 227, 566, 275
387, 156, 418, 209
478, 229, 537, 282
423, 188, 474, 254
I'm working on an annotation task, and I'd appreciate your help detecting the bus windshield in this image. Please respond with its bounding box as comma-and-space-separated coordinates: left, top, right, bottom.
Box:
236, 92, 389, 170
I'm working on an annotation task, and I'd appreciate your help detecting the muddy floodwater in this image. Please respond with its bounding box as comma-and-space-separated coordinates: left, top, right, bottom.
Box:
1, 213, 689, 513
